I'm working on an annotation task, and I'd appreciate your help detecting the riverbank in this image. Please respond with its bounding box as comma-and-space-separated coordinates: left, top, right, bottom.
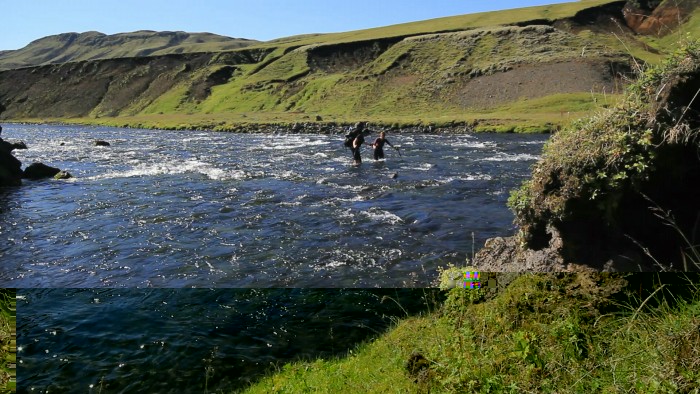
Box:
499, 39, 700, 272
243, 273, 700, 393
6, 94, 610, 135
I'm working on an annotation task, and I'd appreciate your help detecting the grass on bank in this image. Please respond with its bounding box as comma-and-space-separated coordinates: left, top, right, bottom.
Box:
12, 91, 620, 133
242, 274, 700, 394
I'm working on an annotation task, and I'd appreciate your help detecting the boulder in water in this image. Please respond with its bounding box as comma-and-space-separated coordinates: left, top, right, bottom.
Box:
0, 138, 23, 186
0, 150, 22, 186
8, 141, 27, 150
54, 170, 73, 180
94, 140, 111, 147
23, 162, 61, 179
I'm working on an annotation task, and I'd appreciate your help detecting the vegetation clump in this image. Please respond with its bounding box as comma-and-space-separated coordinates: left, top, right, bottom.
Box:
508, 39, 700, 269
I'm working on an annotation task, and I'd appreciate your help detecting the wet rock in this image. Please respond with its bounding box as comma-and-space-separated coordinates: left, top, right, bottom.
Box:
0, 150, 22, 186
8, 140, 27, 150
0, 137, 23, 186
291, 123, 303, 133
23, 162, 61, 179
54, 170, 73, 180
94, 140, 111, 146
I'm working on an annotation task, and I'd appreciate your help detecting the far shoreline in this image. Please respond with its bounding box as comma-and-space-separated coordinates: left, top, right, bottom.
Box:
2, 116, 558, 135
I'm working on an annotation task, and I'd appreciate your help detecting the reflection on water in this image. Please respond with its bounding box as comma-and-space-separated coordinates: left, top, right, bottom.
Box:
18, 288, 443, 393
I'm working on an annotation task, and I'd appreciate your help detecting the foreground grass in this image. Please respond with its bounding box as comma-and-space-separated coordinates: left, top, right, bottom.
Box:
243, 274, 700, 393
0, 290, 15, 393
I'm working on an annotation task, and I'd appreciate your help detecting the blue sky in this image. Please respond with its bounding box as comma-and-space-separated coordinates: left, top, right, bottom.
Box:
2, 0, 572, 50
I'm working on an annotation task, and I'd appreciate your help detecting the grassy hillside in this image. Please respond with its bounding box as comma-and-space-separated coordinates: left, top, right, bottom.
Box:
1, 0, 699, 131
0, 31, 258, 71
242, 273, 700, 393
257, 0, 623, 49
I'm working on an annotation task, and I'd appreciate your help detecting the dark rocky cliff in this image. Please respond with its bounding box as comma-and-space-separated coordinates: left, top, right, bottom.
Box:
624, 0, 700, 36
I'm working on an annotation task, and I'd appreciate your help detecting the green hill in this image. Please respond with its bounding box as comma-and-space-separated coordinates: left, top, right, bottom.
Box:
0, 30, 258, 70
0, 0, 699, 130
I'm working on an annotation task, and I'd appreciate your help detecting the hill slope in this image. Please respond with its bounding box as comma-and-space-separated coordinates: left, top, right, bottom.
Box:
0, 0, 699, 130
0, 31, 258, 70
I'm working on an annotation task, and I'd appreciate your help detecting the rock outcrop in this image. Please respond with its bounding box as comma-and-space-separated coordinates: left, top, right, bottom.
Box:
623, 0, 700, 36
483, 40, 700, 272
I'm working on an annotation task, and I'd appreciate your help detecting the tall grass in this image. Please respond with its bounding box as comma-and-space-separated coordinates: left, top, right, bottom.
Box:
242, 274, 700, 393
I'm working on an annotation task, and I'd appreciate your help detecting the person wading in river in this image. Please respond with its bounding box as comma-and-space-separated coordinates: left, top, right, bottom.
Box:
371, 131, 396, 161
352, 128, 371, 165
343, 122, 368, 165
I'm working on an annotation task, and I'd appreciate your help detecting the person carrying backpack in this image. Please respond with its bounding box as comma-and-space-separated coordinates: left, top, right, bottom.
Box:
344, 123, 363, 148
344, 122, 369, 165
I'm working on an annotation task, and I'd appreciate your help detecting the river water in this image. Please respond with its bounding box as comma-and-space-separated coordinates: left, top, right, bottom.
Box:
1, 124, 546, 287
17, 288, 443, 393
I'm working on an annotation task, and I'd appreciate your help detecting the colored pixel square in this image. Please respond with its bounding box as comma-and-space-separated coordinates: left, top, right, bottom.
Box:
463, 270, 481, 289
463, 281, 481, 289
464, 271, 480, 280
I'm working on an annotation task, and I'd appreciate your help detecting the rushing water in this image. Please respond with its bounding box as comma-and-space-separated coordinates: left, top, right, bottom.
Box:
17, 288, 442, 393
1, 124, 547, 287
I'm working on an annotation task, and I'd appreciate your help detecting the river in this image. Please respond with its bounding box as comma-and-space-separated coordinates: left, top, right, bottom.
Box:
1, 124, 547, 287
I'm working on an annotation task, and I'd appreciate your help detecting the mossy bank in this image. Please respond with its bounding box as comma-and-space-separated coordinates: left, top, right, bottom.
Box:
479, 39, 700, 272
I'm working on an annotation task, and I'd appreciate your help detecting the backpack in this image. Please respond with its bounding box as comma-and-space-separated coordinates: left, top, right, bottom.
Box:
344, 131, 359, 148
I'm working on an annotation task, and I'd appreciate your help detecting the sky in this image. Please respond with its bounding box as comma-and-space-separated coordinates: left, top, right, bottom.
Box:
1, 0, 573, 50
